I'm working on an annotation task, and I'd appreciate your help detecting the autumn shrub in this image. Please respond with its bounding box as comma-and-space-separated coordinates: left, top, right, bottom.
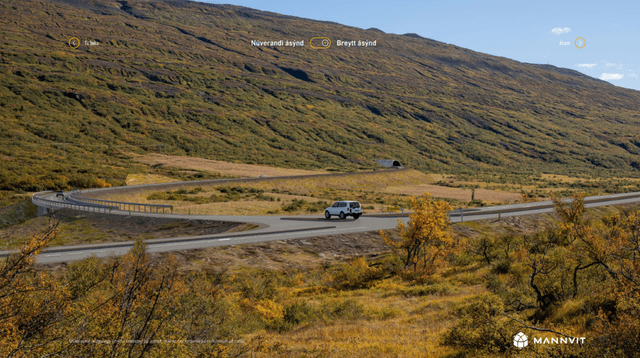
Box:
283, 300, 312, 325
491, 258, 511, 274
281, 199, 308, 212
589, 286, 640, 357
363, 305, 402, 320
243, 298, 284, 325
318, 298, 367, 321
0, 199, 38, 230
450, 248, 474, 267
442, 293, 516, 354
484, 273, 505, 295
331, 256, 387, 289
268, 300, 313, 332
67, 175, 112, 189
236, 271, 280, 301
381, 193, 456, 277
65, 257, 105, 300
304, 200, 329, 213
0, 191, 23, 208
468, 199, 485, 207
397, 282, 456, 297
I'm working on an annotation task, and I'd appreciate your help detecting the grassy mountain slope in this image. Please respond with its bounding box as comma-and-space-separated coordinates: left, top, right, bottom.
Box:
2, 0, 640, 190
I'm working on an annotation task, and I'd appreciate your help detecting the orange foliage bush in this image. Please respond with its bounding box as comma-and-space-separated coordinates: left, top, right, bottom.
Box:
381, 194, 455, 276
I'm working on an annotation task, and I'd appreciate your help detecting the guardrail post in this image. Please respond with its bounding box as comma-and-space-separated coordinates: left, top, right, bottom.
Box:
498, 211, 501, 220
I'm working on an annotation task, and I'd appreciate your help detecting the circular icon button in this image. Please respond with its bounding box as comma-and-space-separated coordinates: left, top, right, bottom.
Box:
575, 37, 585, 49
69, 37, 80, 49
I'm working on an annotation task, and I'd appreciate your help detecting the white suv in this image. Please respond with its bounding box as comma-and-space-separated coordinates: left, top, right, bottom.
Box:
325, 201, 362, 220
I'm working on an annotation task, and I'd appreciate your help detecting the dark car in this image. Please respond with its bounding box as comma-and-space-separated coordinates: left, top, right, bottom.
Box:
56, 190, 64, 197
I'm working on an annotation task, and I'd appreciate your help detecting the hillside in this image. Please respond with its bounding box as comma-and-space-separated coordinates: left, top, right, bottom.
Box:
2, 0, 640, 191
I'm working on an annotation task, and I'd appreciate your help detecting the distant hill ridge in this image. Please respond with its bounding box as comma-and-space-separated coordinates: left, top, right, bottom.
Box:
1, 0, 640, 190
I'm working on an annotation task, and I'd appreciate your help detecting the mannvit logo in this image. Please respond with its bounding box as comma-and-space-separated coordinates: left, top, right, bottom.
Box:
512, 332, 585, 348
513, 332, 528, 349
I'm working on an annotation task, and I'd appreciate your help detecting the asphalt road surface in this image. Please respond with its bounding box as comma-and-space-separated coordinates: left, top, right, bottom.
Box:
11, 185, 640, 264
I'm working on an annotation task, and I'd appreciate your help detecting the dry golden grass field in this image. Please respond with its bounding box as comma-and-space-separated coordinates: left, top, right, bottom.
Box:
135, 154, 331, 178
96, 164, 522, 216
385, 184, 521, 202
125, 173, 181, 186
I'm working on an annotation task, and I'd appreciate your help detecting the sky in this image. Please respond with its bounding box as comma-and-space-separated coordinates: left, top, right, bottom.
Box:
201, 0, 640, 91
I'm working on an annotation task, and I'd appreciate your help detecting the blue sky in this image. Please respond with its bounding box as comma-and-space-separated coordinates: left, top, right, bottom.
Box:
201, 0, 640, 91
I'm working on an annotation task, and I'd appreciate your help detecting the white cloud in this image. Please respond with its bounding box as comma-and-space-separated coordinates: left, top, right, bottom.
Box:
606, 63, 618, 67
600, 73, 624, 80
576, 63, 597, 69
629, 73, 639, 79
551, 27, 571, 35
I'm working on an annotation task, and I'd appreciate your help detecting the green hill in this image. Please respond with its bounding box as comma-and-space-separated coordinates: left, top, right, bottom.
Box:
2, 0, 640, 191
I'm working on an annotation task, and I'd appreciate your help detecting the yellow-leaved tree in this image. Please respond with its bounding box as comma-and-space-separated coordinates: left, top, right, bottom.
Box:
381, 194, 454, 275
0, 221, 69, 357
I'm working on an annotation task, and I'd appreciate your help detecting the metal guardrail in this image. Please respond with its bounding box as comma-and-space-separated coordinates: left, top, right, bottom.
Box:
447, 191, 640, 221
67, 193, 172, 214
32, 191, 172, 215
32, 192, 114, 214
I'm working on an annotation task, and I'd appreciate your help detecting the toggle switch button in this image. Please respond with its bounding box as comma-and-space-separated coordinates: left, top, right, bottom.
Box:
310, 37, 331, 49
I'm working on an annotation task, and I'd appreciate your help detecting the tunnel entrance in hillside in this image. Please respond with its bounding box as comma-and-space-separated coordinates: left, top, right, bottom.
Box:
375, 159, 402, 168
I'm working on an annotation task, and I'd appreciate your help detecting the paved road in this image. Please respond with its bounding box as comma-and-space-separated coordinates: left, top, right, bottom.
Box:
13, 182, 640, 264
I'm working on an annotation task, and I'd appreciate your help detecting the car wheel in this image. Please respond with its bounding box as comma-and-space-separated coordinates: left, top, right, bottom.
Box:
325, 211, 331, 219
339, 212, 346, 220
354, 214, 360, 219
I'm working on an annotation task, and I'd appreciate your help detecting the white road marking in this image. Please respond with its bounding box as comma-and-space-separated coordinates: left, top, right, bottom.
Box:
45, 254, 61, 257
219, 238, 230, 241
70, 252, 83, 255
